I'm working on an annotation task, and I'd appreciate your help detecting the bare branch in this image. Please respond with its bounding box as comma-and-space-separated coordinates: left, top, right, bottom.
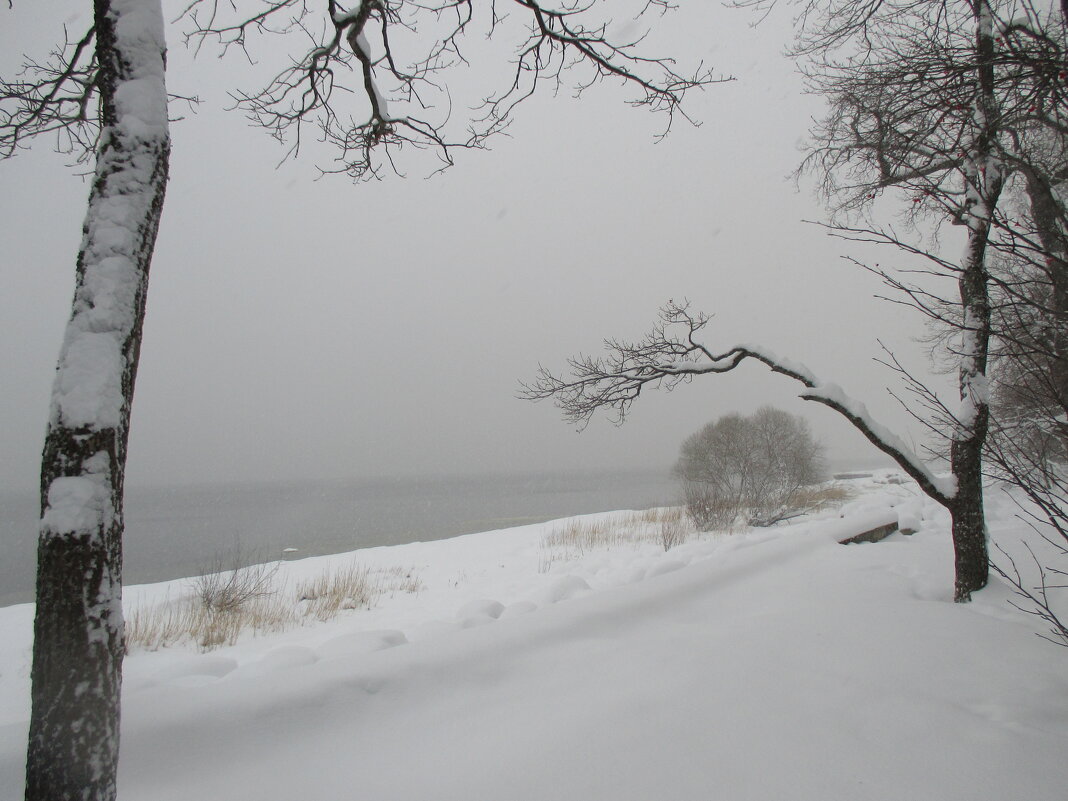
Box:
0, 25, 99, 161
177, 0, 723, 179
992, 542, 1068, 647
521, 301, 955, 506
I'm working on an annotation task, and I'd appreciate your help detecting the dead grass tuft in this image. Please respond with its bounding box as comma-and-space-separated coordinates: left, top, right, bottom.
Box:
791, 483, 854, 511
125, 590, 294, 652
127, 559, 423, 652
539, 508, 695, 571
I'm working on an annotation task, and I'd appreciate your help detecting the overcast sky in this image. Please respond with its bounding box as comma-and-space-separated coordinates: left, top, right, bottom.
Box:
0, 1, 960, 492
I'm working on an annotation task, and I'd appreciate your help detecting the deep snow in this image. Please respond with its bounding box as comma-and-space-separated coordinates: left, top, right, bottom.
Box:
1, 472, 1066, 800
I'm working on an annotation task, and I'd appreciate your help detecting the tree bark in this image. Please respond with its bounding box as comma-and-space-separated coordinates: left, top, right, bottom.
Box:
25, 1, 169, 799
946, 0, 1002, 601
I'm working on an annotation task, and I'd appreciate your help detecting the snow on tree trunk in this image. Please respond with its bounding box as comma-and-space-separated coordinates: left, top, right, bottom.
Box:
947, 0, 1003, 602
24, 1, 170, 799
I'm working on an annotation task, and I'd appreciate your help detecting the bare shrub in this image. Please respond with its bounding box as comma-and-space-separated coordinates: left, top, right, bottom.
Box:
191, 552, 280, 615
659, 514, 689, 552
682, 482, 742, 531
675, 407, 824, 529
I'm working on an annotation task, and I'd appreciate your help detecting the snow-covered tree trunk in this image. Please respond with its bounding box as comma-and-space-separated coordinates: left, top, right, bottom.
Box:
24, 1, 170, 799
948, 0, 1004, 601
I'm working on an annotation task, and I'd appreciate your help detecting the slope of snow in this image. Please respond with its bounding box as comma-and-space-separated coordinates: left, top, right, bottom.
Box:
1, 473, 1066, 800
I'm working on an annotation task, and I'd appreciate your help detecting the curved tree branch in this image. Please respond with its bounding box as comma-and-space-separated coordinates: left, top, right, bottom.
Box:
520, 301, 955, 506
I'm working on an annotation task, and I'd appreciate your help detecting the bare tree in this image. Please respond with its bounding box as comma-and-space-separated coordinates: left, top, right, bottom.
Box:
656, 0, 1065, 599
523, 2, 1065, 605
2, 2, 716, 799
674, 406, 824, 528
796, 0, 1068, 598
521, 301, 983, 600
985, 127, 1068, 555
991, 540, 1068, 647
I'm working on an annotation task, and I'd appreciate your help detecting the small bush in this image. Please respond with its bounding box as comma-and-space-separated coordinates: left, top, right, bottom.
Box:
192, 554, 279, 614
657, 516, 692, 555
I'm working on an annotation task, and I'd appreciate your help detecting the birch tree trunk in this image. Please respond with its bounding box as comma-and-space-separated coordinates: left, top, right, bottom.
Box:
24, 1, 170, 798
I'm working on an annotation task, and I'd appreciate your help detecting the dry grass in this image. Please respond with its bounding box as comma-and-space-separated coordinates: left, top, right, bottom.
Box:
127, 559, 423, 652
539, 508, 695, 571
539, 485, 855, 571
791, 483, 854, 511
295, 563, 423, 622
378, 565, 424, 596
125, 591, 295, 652
296, 563, 376, 621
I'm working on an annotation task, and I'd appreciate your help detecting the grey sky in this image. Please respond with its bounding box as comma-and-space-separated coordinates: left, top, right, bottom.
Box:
0, 2, 956, 493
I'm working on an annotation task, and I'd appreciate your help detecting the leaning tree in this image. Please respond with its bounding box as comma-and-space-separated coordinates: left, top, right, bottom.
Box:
524, 0, 1067, 603
1, 1, 716, 798
791, 0, 1068, 597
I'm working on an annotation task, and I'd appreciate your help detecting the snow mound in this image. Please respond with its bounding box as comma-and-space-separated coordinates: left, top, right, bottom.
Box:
317, 630, 408, 658
537, 575, 592, 604
233, 646, 320, 678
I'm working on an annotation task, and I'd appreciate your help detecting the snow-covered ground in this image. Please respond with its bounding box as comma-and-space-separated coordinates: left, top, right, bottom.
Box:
1, 472, 1066, 800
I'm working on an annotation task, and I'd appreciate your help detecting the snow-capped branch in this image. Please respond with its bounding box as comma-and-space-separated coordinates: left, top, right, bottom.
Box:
521, 301, 955, 506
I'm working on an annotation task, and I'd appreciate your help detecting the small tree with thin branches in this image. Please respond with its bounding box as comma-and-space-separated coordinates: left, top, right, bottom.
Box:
674, 407, 824, 529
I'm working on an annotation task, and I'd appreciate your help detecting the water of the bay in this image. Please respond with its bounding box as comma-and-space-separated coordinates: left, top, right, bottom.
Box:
0, 469, 678, 607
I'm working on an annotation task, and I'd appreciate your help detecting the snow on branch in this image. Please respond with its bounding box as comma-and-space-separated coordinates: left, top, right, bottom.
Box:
521, 300, 956, 505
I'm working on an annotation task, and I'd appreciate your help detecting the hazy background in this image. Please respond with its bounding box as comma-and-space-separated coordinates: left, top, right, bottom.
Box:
0, 1, 954, 495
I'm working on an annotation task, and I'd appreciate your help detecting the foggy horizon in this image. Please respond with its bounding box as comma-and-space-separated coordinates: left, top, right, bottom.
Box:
1, 2, 954, 495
